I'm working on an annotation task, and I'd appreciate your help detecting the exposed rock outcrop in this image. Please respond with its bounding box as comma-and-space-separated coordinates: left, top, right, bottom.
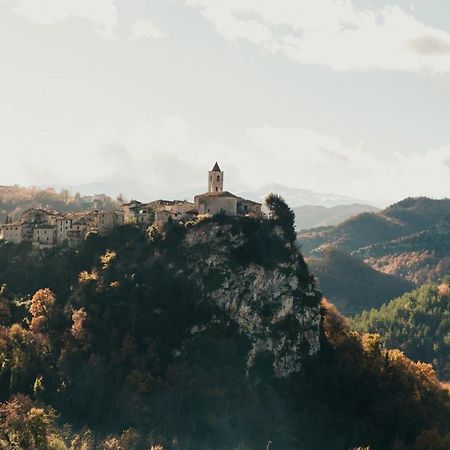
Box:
183, 220, 322, 377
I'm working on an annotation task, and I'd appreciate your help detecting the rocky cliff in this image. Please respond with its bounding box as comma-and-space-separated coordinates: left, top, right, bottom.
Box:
182, 219, 322, 377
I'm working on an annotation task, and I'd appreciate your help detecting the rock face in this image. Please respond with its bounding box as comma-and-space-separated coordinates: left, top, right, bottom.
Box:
183, 220, 322, 377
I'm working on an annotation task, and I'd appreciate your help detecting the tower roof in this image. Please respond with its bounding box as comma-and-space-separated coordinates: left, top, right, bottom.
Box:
211, 162, 221, 172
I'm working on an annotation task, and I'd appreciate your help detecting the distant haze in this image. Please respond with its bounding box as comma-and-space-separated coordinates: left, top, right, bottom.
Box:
1, 0, 450, 205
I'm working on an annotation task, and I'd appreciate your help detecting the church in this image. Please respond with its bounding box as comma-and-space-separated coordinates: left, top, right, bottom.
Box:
194, 163, 262, 217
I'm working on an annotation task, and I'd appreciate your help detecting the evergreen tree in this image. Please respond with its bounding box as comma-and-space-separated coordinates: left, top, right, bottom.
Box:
265, 193, 296, 243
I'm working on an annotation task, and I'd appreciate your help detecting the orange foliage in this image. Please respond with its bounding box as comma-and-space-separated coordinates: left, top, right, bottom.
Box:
29, 289, 55, 319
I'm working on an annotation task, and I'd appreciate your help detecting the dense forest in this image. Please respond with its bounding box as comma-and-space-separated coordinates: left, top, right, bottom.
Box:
0, 186, 120, 222
0, 197, 450, 449
353, 282, 450, 380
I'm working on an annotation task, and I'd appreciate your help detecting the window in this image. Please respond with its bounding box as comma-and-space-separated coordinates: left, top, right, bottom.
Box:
215, 187, 218, 192
217, 175, 220, 181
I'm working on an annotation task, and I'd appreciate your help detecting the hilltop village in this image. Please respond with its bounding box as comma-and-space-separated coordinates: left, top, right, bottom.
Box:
0, 163, 262, 249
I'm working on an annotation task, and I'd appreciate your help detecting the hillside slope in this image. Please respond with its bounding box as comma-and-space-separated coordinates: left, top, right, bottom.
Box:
294, 203, 379, 230
0, 216, 449, 449
306, 248, 414, 314
354, 217, 450, 284
353, 283, 450, 380
299, 197, 450, 255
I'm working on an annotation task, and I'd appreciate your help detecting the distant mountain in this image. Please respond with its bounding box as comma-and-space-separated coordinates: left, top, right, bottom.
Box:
299, 197, 450, 255
237, 183, 373, 208
306, 247, 414, 315
294, 203, 379, 230
354, 215, 450, 285
299, 197, 450, 288
58, 178, 375, 211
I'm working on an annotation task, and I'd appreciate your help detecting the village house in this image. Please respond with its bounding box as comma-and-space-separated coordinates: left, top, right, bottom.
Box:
122, 199, 196, 227
1, 221, 25, 244
0, 163, 263, 247
0, 207, 125, 249
93, 210, 124, 234
194, 163, 262, 217
33, 224, 57, 249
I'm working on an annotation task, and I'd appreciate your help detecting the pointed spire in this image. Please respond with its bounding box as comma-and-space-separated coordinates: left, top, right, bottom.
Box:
211, 162, 221, 172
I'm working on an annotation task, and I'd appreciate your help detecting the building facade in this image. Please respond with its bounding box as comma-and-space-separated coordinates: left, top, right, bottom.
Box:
195, 163, 262, 218
0, 162, 264, 246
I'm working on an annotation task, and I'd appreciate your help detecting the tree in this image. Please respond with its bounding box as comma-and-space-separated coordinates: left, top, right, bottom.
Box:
29, 289, 56, 333
0, 395, 56, 450
264, 194, 296, 243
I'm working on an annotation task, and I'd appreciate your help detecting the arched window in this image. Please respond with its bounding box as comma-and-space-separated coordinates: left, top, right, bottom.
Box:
217, 175, 220, 181
215, 187, 218, 192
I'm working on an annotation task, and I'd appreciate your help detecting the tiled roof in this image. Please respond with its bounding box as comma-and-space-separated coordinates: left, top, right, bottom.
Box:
238, 197, 262, 206
195, 191, 238, 199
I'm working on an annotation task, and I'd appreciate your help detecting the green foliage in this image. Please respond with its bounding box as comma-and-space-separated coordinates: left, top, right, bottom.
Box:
0, 221, 449, 449
303, 301, 450, 450
352, 283, 450, 379
265, 193, 296, 243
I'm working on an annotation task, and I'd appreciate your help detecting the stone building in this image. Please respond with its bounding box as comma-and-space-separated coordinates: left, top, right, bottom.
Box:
122, 200, 153, 225
1, 222, 25, 244
56, 214, 93, 246
1, 207, 125, 248
194, 163, 262, 217
33, 224, 57, 249
122, 199, 196, 227
93, 210, 124, 234
0, 163, 263, 243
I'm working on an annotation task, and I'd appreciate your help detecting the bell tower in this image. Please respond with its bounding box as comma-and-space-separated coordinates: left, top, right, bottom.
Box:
208, 162, 224, 193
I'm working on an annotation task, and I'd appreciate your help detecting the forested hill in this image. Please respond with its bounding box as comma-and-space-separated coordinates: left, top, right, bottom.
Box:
0, 204, 450, 449
306, 248, 414, 314
353, 282, 450, 380
294, 203, 379, 230
299, 197, 450, 255
0, 186, 120, 221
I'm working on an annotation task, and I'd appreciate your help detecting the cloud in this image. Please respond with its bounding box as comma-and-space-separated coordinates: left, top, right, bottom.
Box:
10, 0, 118, 39
130, 19, 167, 40
186, 0, 450, 72
3, 112, 450, 205
408, 35, 450, 55
245, 124, 450, 203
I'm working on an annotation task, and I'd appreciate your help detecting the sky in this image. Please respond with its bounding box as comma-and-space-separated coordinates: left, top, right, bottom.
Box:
1, 0, 450, 205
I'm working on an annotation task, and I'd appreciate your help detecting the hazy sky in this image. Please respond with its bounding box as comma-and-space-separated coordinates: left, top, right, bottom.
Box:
1, 0, 450, 205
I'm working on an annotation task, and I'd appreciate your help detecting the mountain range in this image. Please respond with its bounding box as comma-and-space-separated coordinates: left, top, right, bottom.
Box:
54, 177, 375, 208
294, 203, 379, 230
299, 197, 450, 311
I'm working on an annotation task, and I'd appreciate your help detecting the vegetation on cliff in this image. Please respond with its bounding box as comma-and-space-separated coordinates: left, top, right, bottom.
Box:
0, 197, 449, 449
